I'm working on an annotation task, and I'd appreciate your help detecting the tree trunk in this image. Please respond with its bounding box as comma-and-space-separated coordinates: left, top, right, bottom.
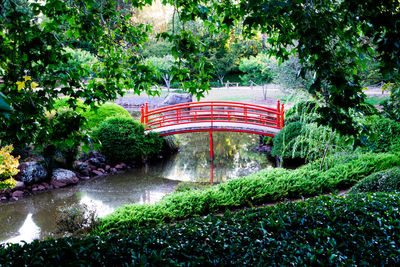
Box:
262, 84, 267, 100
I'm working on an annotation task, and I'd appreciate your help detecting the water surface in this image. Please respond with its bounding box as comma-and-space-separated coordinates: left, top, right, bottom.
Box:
0, 132, 272, 243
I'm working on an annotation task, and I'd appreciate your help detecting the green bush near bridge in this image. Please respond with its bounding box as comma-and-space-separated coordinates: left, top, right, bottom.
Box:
1, 193, 399, 265
91, 152, 400, 234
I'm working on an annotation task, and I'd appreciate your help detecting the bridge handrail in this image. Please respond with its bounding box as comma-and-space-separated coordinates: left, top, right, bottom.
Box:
141, 100, 284, 130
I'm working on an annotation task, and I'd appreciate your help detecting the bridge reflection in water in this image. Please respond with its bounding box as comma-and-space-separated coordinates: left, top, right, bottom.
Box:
142, 101, 284, 184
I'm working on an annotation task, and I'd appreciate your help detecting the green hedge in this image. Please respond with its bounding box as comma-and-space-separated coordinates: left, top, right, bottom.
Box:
94, 116, 163, 163
350, 167, 400, 193
1, 193, 399, 265
92, 152, 400, 234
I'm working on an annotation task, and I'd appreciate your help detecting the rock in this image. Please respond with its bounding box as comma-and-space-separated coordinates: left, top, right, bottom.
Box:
115, 163, 126, 170
74, 161, 88, 171
88, 158, 104, 168
15, 161, 47, 184
80, 168, 90, 176
162, 93, 192, 105
51, 169, 79, 186
37, 185, 45, 191
12, 190, 24, 198
51, 181, 67, 189
14, 181, 25, 189
91, 170, 103, 176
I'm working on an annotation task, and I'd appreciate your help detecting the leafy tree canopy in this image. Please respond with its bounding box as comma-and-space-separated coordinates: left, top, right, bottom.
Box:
164, 0, 400, 135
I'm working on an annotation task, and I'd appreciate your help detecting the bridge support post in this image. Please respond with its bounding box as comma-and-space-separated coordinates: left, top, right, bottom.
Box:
209, 131, 214, 162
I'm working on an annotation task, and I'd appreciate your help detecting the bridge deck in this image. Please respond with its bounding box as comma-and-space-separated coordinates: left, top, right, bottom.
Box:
147, 121, 281, 136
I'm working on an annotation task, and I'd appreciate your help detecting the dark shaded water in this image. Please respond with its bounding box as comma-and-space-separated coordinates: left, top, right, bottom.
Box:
0, 132, 272, 244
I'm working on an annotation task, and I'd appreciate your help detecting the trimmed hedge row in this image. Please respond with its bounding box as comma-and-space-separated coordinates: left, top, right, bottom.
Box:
1, 193, 399, 265
350, 167, 400, 193
92, 152, 400, 234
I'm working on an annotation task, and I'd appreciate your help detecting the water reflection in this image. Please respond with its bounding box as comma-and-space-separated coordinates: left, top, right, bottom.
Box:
5, 214, 40, 244
0, 131, 272, 244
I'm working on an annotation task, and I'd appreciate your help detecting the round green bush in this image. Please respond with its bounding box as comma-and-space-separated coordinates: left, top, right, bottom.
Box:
350, 167, 400, 193
94, 116, 163, 163
271, 121, 305, 159
83, 103, 131, 129
53, 98, 131, 129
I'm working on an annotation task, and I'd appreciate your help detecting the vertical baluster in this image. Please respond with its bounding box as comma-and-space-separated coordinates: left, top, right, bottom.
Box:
277, 100, 280, 128
145, 102, 148, 125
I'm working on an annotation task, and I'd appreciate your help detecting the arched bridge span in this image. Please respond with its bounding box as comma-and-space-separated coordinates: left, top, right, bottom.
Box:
141, 101, 284, 137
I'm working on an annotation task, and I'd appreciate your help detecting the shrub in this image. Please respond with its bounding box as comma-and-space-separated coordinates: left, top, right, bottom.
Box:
361, 115, 400, 152
350, 167, 400, 193
91, 152, 399, 233
40, 108, 88, 169
53, 98, 131, 130
0, 144, 19, 181
94, 116, 163, 163
270, 121, 305, 159
83, 103, 131, 129
1, 193, 399, 266
284, 100, 320, 124
0, 144, 19, 191
55, 204, 98, 236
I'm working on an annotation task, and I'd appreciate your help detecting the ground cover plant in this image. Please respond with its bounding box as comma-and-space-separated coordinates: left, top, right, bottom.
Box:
91, 152, 399, 234
350, 167, 400, 193
1, 193, 399, 265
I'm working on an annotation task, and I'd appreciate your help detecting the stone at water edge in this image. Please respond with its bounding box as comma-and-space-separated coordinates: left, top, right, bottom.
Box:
12, 190, 24, 198
51, 169, 79, 186
91, 170, 103, 176
15, 161, 47, 184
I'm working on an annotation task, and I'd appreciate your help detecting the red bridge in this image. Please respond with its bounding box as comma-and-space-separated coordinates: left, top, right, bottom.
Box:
141, 101, 284, 137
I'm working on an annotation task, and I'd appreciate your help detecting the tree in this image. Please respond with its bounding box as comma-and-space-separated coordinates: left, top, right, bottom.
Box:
146, 55, 175, 90
164, 0, 400, 135
239, 54, 273, 100
0, 0, 155, 152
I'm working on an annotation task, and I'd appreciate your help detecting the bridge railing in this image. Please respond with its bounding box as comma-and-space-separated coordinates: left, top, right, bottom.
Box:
141, 101, 284, 130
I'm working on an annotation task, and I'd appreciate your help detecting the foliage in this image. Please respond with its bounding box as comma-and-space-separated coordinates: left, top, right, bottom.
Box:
382, 83, 400, 122
168, 0, 400, 135
91, 152, 399, 233
271, 55, 314, 93
38, 108, 88, 169
0, 144, 19, 181
83, 103, 132, 130
1, 193, 399, 265
350, 167, 400, 193
0, 178, 17, 192
0, 0, 156, 152
55, 203, 98, 236
0, 92, 13, 119
360, 115, 400, 153
271, 121, 305, 159
141, 40, 173, 58
174, 182, 211, 193
94, 116, 163, 163
239, 54, 273, 100
284, 100, 320, 124
146, 55, 176, 89
238, 54, 273, 85
51, 47, 99, 81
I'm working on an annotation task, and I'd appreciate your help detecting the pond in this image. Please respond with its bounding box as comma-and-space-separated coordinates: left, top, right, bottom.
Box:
0, 131, 273, 244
